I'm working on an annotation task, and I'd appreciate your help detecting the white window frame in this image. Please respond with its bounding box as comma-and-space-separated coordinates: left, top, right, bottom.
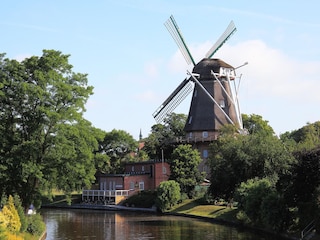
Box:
202, 131, 208, 138
139, 181, 144, 191
129, 181, 134, 190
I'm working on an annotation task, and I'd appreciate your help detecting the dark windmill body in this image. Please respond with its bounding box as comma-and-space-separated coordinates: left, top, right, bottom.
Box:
153, 16, 244, 176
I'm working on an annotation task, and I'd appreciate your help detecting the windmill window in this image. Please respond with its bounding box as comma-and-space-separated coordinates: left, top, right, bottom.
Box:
202, 131, 208, 138
131, 166, 134, 172
188, 116, 193, 124
194, 90, 197, 97
189, 132, 192, 139
141, 166, 144, 172
220, 100, 225, 108
203, 149, 208, 158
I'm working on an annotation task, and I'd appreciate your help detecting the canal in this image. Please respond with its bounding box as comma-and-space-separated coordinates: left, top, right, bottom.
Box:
41, 208, 286, 240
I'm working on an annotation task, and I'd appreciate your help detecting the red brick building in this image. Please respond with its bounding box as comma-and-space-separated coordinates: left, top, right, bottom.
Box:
97, 160, 170, 192
82, 160, 170, 204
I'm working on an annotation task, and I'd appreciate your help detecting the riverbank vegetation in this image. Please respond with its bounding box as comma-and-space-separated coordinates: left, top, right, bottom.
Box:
0, 50, 319, 239
0, 195, 45, 240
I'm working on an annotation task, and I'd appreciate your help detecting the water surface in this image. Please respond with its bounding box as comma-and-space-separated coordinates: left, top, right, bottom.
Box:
41, 208, 283, 240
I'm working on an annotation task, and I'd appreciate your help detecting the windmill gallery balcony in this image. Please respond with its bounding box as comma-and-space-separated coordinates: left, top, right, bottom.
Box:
175, 131, 219, 144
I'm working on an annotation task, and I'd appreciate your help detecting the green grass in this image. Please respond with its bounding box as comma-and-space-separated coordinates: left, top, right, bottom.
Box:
169, 199, 239, 222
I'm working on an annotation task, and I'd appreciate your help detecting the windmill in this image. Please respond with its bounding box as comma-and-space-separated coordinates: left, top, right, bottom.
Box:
153, 15, 245, 143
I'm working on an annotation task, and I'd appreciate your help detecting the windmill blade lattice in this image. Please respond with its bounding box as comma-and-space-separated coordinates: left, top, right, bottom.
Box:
153, 78, 194, 123
205, 21, 237, 58
164, 15, 196, 66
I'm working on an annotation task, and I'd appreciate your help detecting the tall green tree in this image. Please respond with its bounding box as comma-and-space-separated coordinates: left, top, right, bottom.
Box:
280, 121, 320, 151
169, 144, 204, 198
0, 50, 96, 207
143, 113, 187, 159
98, 129, 137, 173
242, 113, 275, 136
209, 121, 294, 199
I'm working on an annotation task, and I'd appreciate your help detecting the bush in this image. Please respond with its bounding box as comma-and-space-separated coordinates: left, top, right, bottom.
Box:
13, 195, 27, 233
122, 191, 157, 208
0, 212, 7, 240
156, 180, 181, 212
1, 196, 21, 233
26, 214, 46, 236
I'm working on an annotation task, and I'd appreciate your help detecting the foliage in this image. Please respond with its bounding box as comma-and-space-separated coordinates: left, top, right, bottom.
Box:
97, 129, 138, 173
280, 121, 320, 151
169, 144, 204, 198
278, 147, 320, 228
235, 178, 292, 232
1, 196, 21, 233
0, 50, 97, 208
143, 113, 187, 160
122, 191, 157, 208
26, 214, 46, 236
13, 195, 27, 233
209, 128, 295, 199
0, 211, 7, 240
156, 180, 181, 212
242, 113, 275, 136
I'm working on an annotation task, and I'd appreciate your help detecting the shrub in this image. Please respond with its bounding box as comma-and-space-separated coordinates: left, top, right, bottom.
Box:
13, 195, 27, 233
0, 211, 7, 240
156, 180, 181, 212
27, 214, 46, 236
1, 196, 21, 233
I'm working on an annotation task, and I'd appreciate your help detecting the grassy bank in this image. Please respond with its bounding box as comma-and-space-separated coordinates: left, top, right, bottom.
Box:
167, 199, 304, 240
169, 199, 239, 223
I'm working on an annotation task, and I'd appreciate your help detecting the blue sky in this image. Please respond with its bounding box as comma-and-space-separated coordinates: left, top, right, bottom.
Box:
2, 1, 320, 139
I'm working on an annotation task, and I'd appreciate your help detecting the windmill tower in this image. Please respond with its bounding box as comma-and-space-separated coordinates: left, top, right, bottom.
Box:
153, 16, 245, 175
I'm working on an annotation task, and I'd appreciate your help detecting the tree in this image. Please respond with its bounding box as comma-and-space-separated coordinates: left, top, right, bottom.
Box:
156, 180, 181, 212
13, 195, 27, 233
1, 195, 21, 234
0, 50, 95, 207
280, 121, 320, 151
169, 144, 204, 198
209, 128, 295, 199
143, 113, 187, 160
278, 147, 320, 228
235, 178, 290, 231
242, 114, 275, 136
98, 129, 137, 173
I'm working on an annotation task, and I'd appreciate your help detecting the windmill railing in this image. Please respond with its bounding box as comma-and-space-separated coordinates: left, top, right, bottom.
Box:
175, 136, 218, 143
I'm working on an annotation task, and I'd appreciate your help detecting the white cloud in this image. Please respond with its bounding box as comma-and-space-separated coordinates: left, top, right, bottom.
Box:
14, 54, 32, 62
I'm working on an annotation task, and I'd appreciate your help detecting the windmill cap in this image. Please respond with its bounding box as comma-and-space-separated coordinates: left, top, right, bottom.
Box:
192, 58, 234, 79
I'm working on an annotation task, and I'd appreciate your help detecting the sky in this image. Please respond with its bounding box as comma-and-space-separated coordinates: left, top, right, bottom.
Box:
1, 1, 320, 139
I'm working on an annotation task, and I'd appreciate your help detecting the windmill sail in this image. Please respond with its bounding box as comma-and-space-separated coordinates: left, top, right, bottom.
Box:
153, 78, 194, 123
205, 21, 236, 58
164, 15, 196, 66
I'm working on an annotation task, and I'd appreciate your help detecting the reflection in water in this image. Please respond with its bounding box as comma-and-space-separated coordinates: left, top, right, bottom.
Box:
41, 208, 281, 240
